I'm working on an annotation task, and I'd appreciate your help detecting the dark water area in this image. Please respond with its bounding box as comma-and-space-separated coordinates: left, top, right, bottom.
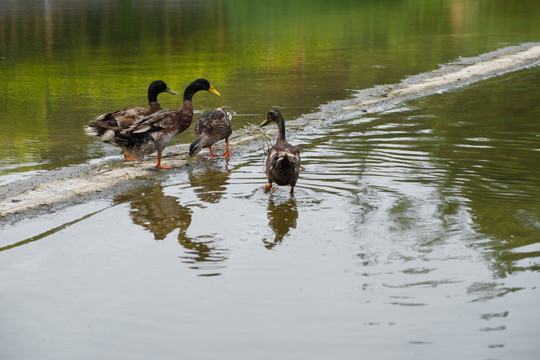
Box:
1, 1, 540, 359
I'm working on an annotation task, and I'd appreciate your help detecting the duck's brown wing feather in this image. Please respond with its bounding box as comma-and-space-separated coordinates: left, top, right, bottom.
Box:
266, 142, 301, 186
127, 110, 178, 135
194, 109, 231, 137
88, 107, 149, 136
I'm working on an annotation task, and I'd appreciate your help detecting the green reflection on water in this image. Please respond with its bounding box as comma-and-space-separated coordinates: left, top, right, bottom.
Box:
422, 68, 540, 276
1, 0, 540, 174
379, 66, 540, 275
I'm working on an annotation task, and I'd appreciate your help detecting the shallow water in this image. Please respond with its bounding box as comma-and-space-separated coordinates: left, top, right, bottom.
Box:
1, 66, 540, 359
1, 1, 540, 359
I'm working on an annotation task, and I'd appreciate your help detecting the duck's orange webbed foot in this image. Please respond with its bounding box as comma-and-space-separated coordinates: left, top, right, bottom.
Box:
204, 146, 217, 159
155, 152, 172, 170
220, 150, 231, 160
264, 183, 272, 191
123, 149, 137, 161
220, 139, 231, 160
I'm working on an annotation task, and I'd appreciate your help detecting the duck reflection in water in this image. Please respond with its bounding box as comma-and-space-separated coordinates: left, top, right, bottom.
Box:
177, 233, 228, 274
264, 196, 298, 249
188, 162, 230, 204
115, 185, 228, 275
115, 186, 192, 240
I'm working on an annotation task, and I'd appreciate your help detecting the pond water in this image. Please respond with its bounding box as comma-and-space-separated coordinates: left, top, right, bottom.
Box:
1, 0, 540, 174
1, 1, 540, 359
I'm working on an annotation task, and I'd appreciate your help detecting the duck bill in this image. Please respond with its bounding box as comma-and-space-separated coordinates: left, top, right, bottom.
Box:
260, 118, 271, 127
166, 87, 179, 95
208, 85, 221, 96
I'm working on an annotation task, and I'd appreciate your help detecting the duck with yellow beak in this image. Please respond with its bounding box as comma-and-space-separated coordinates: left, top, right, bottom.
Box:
114, 78, 220, 169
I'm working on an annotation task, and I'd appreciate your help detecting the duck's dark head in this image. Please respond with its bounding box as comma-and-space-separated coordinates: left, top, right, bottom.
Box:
184, 78, 221, 101
261, 109, 284, 127
148, 80, 178, 101
189, 137, 203, 158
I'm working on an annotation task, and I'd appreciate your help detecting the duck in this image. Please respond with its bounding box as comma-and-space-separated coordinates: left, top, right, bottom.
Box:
189, 107, 233, 161
86, 80, 178, 160
113, 78, 220, 169
260, 109, 301, 196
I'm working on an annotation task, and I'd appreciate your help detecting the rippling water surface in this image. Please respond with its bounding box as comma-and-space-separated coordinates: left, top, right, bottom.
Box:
1, 0, 540, 359
1, 66, 539, 359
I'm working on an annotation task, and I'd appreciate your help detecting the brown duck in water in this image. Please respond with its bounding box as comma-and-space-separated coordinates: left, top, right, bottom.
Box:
113, 78, 220, 169
86, 80, 178, 160
260, 109, 301, 196
189, 107, 233, 161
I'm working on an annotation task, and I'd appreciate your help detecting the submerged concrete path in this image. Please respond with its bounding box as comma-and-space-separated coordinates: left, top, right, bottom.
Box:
341, 43, 540, 111
1, 43, 539, 219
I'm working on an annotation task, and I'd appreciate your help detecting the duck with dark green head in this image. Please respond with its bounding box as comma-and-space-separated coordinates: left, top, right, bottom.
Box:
114, 78, 220, 169
86, 80, 178, 160
260, 109, 301, 196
